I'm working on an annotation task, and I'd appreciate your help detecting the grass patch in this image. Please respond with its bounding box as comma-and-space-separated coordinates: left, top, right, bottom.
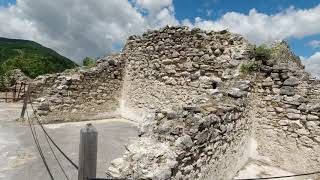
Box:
240, 44, 272, 75
240, 61, 260, 75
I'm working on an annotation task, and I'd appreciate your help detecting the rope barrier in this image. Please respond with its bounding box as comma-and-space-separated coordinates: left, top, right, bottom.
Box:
43, 129, 70, 180
25, 86, 320, 180
28, 97, 79, 170
87, 178, 128, 180
234, 170, 320, 180
26, 110, 55, 180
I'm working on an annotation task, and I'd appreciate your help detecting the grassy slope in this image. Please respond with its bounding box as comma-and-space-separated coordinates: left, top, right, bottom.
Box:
0, 37, 78, 78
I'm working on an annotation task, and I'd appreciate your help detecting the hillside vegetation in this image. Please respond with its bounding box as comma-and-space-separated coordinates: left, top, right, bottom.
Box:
0, 37, 77, 79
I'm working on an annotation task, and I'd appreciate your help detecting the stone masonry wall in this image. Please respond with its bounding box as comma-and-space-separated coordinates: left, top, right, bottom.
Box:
108, 30, 320, 179
31, 56, 124, 122
120, 26, 251, 121
30, 26, 320, 179
109, 102, 256, 179
108, 26, 258, 179
252, 43, 320, 174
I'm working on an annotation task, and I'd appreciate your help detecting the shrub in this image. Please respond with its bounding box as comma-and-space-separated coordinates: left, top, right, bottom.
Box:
254, 44, 272, 60
0, 75, 6, 91
82, 57, 96, 67
240, 61, 259, 75
0, 65, 7, 91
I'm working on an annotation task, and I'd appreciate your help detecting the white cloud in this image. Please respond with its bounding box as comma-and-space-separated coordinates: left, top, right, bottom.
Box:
181, 19, 194, 28
155, 7, 179, 27
308, 40, 320, 48
133, 0, 177, 28
0, 0, 176, 63
302, 52, 320, 78
188, 6, 320, 78
134, 0, 172, 15
206, 10, 213, 17
1, 0, 320, 67
192, 6, 320, 44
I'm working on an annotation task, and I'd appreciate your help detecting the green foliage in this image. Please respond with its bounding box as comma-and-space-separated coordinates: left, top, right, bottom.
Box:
254, 44, 272, 60
0, 65, 6, 91
241, 44, 272, 75
0, 37, 78, 78
82, 57, 96, 67
0, 65, 14, 91
240, 61, 260, 75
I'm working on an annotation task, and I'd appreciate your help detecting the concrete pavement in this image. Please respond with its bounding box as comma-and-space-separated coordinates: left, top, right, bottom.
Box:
0, 102, 138, 180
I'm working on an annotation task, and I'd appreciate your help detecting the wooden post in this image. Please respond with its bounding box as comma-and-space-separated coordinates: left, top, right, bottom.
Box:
17, 82, 23, 101
12, 83, 17, 102
23, 83, 26, 95
20, 84, 31, 118
78, 123, 98, 180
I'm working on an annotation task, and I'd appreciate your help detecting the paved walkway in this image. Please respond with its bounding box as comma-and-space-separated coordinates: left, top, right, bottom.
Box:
0, 103, 138, 180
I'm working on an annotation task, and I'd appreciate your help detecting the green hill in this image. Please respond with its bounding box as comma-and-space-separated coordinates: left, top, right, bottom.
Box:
0, 37, 78, 79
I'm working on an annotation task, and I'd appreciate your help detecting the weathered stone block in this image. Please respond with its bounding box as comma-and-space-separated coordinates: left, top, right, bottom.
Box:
306, 114, 319, 121
286, 113, 301, 120
280, 86, 295, 96
283, 77, 300, 86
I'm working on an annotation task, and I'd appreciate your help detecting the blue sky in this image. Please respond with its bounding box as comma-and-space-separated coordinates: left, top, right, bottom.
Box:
173, 0, 320, 57
0, 0, 319, 76
0, 0, 15, 7
174, 0, 320, 19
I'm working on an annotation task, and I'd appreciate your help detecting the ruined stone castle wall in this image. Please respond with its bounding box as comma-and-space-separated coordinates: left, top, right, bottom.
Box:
109, 30, 320, 179
109, 101, 256, 180
29, 26, 320, 179
120, 26, 251, 121
30, 26, 259, 179
108, 26, 258, 179
31, 56, 124, 122
251, 44, 320, 174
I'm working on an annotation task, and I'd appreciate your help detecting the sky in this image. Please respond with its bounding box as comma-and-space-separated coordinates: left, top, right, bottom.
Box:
0, 0, 319, 77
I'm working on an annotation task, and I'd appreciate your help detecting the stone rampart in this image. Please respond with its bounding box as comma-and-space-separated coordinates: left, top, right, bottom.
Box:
108, 26, 257, 179
252, 43, 320, 174
30, 26, 320, 179
31, 55, 124, 122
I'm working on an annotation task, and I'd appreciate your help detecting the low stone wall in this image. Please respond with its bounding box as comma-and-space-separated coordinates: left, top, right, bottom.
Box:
31, 56, 124, 122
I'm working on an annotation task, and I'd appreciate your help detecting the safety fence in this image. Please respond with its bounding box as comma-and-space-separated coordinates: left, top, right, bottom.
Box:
0, 82, 27, 102
21, 84, 320, 180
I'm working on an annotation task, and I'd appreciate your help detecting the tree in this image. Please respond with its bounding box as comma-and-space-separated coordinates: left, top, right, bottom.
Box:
0, 65, 7, 91
82, 57, 96, 67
